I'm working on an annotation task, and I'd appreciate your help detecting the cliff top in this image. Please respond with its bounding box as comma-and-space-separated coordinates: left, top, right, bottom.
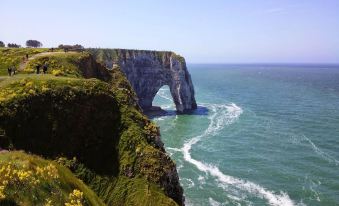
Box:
0, 49, 183, 205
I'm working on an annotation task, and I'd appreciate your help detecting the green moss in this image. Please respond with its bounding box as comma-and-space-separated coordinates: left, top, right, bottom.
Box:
0, 151, 105, 206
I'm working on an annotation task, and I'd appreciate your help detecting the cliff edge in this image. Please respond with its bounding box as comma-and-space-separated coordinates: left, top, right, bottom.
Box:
0, 49, 184, 205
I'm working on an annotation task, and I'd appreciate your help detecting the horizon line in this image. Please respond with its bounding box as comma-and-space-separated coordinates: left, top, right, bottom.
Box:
186, 62, 339, 66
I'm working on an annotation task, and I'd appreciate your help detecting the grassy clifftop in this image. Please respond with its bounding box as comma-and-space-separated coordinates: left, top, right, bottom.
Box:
0, 48, 183, 205
0, 48, 49, 75
88, 48, 186, 68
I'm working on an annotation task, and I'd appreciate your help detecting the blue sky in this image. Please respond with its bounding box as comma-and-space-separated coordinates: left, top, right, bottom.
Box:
1, 0, 338, 63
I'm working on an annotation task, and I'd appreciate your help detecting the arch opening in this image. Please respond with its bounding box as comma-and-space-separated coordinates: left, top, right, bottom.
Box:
152, 85, 175, 111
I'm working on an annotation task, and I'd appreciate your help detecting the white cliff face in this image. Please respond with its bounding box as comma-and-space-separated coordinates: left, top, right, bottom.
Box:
114, 49, 197, 113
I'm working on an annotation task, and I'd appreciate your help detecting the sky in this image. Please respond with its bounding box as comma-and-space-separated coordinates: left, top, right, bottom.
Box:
1, 0, 338, 63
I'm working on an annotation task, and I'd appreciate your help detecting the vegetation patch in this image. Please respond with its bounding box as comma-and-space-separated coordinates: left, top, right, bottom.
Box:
0, 151, 105, 206
24, 52, 89, 77
0, 48, 48, 75
0, 77, 121, 175
0, 50, 183, 205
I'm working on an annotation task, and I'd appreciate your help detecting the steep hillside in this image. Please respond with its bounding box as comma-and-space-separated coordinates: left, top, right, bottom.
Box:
0, 151, 105, 206
0, 49, 184, 205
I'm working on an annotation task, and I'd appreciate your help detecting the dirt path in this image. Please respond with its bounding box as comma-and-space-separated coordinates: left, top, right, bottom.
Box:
18, 51, 77, 71
0, 76, 8, 81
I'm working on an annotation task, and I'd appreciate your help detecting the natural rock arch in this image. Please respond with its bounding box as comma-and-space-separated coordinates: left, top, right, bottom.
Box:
113, 49, 197, 113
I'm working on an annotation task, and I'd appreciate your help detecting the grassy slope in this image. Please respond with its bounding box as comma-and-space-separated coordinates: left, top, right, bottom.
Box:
0, 48, 49, 75
24, 52, 89, 77
0, 151, 105, 206
0, 49, 182, 205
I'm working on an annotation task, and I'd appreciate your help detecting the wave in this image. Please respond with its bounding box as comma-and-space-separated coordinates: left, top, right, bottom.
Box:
198, 175, 206, 185
182, 178, 195, 189
208, 197, 223, 206
167, 147, 182, 152
303, 135, 339, 166
181, 103, 296, 206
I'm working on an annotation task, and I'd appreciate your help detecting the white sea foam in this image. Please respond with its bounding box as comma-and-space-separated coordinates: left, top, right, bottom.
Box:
208, 197, 223, 206
303, 135, 339, 166
182, 178, 195, 188
198, 175, 206, 184
161, 104, 173, 109
177, 164, 183, 172
182, 103, 296, 206
155, 88, 176, 110
165, 147, 181, 157
167, 147, 182, 152
158, 88, 174, 102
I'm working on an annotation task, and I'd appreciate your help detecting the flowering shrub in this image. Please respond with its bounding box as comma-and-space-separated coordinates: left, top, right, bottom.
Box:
0, 186, 5, 199
65, 189, 84, 206
24, 52, 88, 77
0, 152, 105, 205
52, 69, 64, 76
36, 163, 59, 179
0, 161, 59, 200
0, 48, 48, 75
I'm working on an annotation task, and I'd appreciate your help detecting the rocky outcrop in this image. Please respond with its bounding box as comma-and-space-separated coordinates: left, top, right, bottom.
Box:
89, 49, 197, 113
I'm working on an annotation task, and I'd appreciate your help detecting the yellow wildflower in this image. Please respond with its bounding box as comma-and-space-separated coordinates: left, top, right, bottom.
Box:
45, 198, 53, 206
28, 89, 36, 95
65, 189, 83, 206
25, 81, 33, 87
0, 185, 5, 200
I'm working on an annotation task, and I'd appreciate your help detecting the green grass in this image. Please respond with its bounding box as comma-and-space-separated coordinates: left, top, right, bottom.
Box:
0, 76, 181, 205
0, 50, 183, 205
0, 151, 106, 206
0, 77, 121, 175
56, 157, 178, 206
0, 48, 49, 76
24, 52, 89, 77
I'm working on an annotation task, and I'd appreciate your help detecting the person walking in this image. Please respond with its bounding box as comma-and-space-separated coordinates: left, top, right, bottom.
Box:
12, 66, 16, 75
7, 67, 12, 76
36, 64, 41, 74
43, 63, 48, 74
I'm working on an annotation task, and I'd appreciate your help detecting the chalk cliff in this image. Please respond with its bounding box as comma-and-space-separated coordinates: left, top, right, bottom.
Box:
89, 49, 197, 113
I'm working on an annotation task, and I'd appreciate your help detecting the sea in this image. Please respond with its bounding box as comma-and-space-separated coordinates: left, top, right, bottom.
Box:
152, 64, 339, 206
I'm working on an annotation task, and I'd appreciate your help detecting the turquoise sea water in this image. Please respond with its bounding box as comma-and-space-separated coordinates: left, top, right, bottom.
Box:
152, 64, 339, 206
